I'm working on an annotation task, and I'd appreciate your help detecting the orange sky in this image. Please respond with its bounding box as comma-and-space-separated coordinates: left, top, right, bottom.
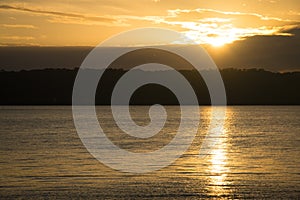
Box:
0, 0, 299, 46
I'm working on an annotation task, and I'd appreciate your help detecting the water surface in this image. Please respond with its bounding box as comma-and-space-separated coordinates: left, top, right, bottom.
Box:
0, 106, 299, 199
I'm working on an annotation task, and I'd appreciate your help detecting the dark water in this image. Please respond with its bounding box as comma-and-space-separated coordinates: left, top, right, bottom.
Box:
0, 106, 299, 199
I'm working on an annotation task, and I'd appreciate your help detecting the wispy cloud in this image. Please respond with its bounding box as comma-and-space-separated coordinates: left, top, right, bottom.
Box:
0, 35, 35, 40
0, 5, 112, 22
134, 8, 300, 46
0, 42, 40, 46
0, 4, 124, 26
1, 24, 37, 29
167, 8, 295, 23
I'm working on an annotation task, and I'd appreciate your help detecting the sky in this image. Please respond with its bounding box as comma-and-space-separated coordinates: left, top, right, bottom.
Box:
0, 0, 299, 71
0, 0, 299, 46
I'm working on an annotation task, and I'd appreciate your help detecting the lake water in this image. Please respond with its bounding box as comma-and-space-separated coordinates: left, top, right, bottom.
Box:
0, 106, 299, 199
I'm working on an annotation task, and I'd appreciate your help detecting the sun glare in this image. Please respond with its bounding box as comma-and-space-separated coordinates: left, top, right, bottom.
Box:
205, 34, 238, 47
184, 30, 238, 48
209, 38, 228, 47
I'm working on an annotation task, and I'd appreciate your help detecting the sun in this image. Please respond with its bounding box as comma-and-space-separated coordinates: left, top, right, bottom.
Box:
207, 36, 232, 47
183, 29, 240, 47
210, 39, 226, 47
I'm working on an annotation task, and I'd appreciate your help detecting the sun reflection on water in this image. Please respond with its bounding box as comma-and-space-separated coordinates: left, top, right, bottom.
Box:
206, 107, 231, 196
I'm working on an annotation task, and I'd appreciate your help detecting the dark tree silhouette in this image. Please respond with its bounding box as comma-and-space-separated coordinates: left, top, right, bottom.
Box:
0, 68, 299, 105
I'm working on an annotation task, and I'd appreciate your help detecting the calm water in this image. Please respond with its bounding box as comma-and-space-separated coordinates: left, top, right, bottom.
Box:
0, 106, 299, 199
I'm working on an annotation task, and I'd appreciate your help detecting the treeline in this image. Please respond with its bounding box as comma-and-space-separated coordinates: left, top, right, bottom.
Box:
0, 68, 299, 105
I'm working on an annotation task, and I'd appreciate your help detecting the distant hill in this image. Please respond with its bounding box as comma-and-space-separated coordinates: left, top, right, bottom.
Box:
1, 43, 300, 71
0, 68, 299, 105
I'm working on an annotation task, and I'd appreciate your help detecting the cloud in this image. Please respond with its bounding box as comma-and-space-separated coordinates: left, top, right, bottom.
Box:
96, 8, 299, 47
0, 4, 124, 26
47, 16, 129, 26
1, 24, 37, 29
0, 42, 40, 46
167, 8, 295, 23
0, 36, 35, 40
0, 5, 112, 21
138, 8, 300, 46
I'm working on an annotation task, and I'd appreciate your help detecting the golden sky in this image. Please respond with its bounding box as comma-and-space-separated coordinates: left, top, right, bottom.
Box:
0, 0, 299, 46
